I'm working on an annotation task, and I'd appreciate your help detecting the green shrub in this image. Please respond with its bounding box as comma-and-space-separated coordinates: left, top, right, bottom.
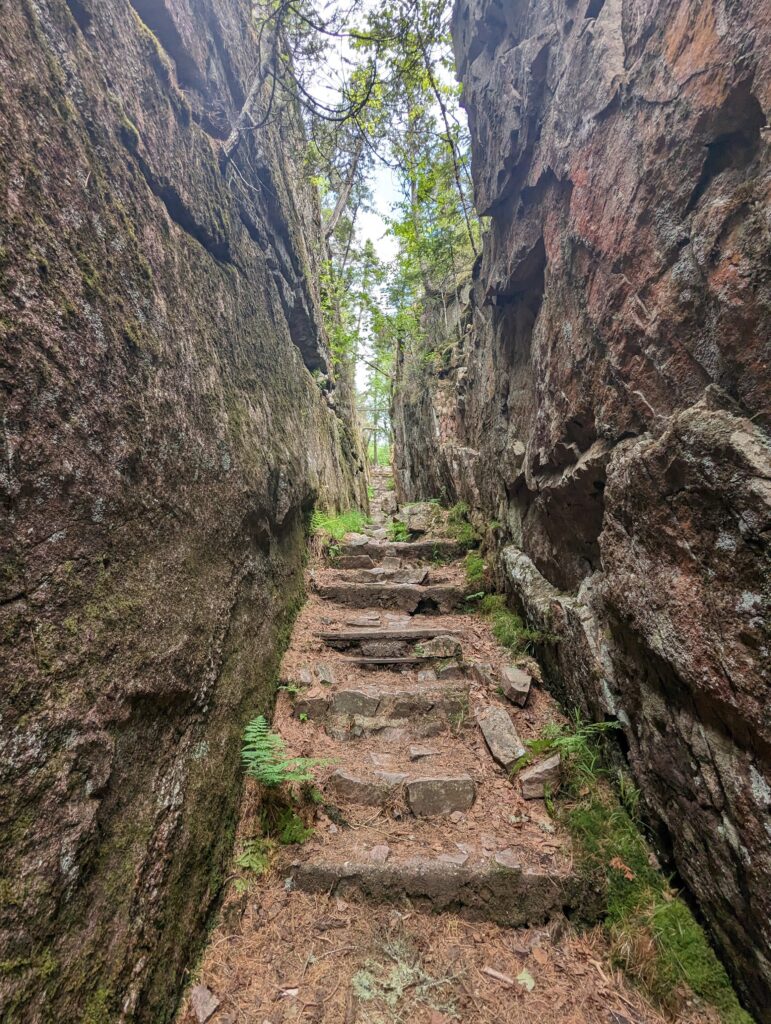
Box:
235, 838, 273, 875
310, 507, 368, 541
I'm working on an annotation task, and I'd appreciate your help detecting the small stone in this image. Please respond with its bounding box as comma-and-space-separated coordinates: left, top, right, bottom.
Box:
499, 665, 532, 707
293, 695, 330, 720
470, 662, 496, 686
369, 752, 395, 768
438, 850, 469, 865
369, 844, 390, 863
476, 706, 526, 769
406, 775, 476, 816
494, 849, 522, 870
420, 635, 462, 658
436, 662, 465, 680
316, 663, 336, 686
417, 669, 438, 684
409, 745, 440, 760
449, 811, 465, 824
519, 753, 562, 799
189, 985, 220, 1024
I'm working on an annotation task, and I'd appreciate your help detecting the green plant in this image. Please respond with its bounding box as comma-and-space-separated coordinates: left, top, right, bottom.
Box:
271, 807, 314, 845
478, 593, 553, 655
310, 507, 368, 541
235, 838, 273, 876
385, 477, 395, 491
446, 501, 479, 550
464, 550, 486, 588
241, 716, 327, 787
538, 715, 751, 1024
387, 519, 411, 542
367, 484, 375, 500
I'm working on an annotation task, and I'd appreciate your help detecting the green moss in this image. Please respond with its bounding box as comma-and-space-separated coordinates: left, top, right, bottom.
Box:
464, 551, 486, 588
547, 721, 752, 1024
445, 502, 479, 549
82, 986, 112, 1024
118, 115, 140, 150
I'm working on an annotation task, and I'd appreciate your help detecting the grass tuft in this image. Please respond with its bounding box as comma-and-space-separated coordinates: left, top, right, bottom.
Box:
445, 501, 479, 549
387, 520, 411, 542
478, 594, 552, 655
464, 550, 486, 588
310, 507, 368, 542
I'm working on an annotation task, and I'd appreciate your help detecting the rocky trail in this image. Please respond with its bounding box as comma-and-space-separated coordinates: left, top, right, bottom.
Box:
179, 471, 676, 1024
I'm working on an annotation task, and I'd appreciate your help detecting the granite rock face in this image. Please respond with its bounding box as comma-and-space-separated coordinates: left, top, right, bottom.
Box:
0, 1, 364, 1020
393, 0, 770, 1014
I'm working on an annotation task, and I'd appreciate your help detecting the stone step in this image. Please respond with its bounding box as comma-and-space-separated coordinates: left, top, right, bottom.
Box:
291, 851, 583, 928
293, 681, 469, 737
325, 768, 476, 816
318, 627, 462, 646
312, 580, 465, 613
339, 537, 462, 563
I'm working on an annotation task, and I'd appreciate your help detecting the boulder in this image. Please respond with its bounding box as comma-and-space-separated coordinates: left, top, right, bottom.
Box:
420, 635, 462, 658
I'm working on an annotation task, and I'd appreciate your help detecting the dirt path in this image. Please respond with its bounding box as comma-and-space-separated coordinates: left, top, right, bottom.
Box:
178, 471, 675, 1024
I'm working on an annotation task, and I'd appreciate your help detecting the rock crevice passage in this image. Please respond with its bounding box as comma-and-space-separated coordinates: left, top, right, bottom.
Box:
183, 473, 674, 1023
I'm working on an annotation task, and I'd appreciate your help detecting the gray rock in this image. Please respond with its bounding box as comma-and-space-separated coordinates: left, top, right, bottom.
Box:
331, 689, 380, 716
494, 849, 522, 870
519, 754, 561, 800
499, 665, 532, 707
316, 663, 337, 686
369, 844, 391, 863
470, 662, 496, 686
417, 669, 438, 684
420, 634, 462, 658
409, 745, 441, 761
476, 706, 526, 769
436, 662, 465, 680
406, 775, 476, 816
326, 769, 396, 805
293, 695, 330, 720
189, 985, 220, 1024
337, 554, 375, 569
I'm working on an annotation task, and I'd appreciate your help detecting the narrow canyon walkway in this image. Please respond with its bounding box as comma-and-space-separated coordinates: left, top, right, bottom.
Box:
181, 472, 668, 1024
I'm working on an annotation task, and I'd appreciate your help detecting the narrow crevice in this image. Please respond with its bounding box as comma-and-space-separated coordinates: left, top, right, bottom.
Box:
64, 0, 92, 33
129, 147, 233, 264
128, 0, 208, 95
585, 0, 606, 18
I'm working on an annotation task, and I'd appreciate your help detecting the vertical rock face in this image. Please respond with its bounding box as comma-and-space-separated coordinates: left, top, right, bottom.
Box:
0, 1, 364, 1020
393, 0, 770, 1014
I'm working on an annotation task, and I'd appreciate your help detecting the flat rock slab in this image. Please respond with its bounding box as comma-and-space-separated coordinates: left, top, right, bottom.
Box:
293, 694, 330, 720
470, 662, 496, 687
331, 689, 381, 717
338, 539, 462, 562
313, 581, 464, 613
189, 985, 220, 1024
319, 627, 462, 644
326, 769, 405, 806
316, 663, 337, 686
336, 554, 376, 569
520, 753, 562, 799
476, 706, 526, 769
409, 745, 441, 760
406, 775, 476, 816
292, 856, 583, 928
500, 665, 532, 706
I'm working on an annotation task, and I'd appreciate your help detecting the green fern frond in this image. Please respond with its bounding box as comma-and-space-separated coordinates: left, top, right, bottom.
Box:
242, 715, 328, 787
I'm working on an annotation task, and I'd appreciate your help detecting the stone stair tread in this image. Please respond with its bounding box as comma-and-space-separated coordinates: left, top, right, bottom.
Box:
312, 580, 465, 612
318, 626, 463, 642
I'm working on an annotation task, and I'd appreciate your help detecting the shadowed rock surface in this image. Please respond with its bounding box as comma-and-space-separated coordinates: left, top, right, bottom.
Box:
0, 1, 364, 1020
392, 0, 770, 1015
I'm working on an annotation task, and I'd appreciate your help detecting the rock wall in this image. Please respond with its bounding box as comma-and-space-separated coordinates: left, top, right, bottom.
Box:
393, 0, 770, 1016
0, 1, 365, 1020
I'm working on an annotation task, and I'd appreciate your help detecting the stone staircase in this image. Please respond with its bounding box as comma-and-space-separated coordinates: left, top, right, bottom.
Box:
181, 469, 664, 1023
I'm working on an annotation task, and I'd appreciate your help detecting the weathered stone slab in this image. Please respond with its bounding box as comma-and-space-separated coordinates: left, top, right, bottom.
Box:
316, 663, 336, 686
336, 554, 376, 569
406, 775, 476, 816
327, 769, 395, 805
499, 665, 532, 707
519, 754, 561, 799
476, 706, 526, 769
470, 662, 495, 686
293, 695, 330, 720
409, 745, 441, 760
331, 689, 380, 716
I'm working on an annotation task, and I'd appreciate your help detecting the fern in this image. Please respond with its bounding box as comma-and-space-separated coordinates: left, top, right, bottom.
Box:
241, 715, 327, 787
